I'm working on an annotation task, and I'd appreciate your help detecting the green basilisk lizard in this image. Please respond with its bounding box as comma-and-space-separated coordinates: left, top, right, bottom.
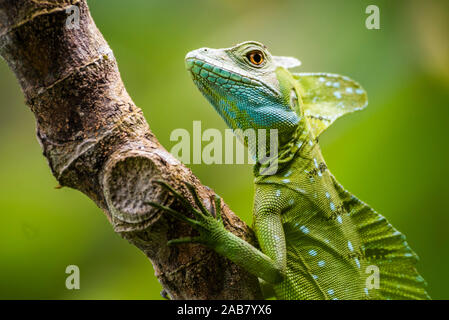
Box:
148, 41, 429, 300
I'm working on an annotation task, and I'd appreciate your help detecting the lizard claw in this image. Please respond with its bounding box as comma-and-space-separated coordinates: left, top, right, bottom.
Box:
146, 180, 225, 247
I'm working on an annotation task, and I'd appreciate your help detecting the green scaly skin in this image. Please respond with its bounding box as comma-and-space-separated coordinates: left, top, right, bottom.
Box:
149, 41, 430, 300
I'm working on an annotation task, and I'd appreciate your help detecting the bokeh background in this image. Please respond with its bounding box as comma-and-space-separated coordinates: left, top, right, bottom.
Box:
0, 0, 448, 299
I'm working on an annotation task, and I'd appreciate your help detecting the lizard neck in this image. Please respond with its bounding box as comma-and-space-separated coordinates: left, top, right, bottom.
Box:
253, 115, 319, 177
253, 117, 338, 208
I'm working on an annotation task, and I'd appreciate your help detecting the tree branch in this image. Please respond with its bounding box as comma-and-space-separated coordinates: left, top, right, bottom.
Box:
0, 0, 262, 299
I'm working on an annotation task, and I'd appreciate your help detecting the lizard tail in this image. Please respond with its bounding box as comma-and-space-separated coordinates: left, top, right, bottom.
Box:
332, 177, 430, 300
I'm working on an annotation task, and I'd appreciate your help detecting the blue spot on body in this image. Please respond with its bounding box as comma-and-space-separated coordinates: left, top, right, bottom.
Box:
295, 187, 306, 194
330, 202, 336, 211
337, 216, 343, 224
276, 189, 281, 197
325, 192, 330, 199
328, 289, 335, 295
333, 91, 342, 99
312, 275, 318, 280
282, 179, 290, 184
364, 288, 369, 295
300, 225, 309, 234
416, 275, 425, 282
308, 249, 317, 256
318, 260, 325, 267
348, 240, 354, 252
346, 87, 353, 94
356, 89, 364, 94
354, 258, 361, 268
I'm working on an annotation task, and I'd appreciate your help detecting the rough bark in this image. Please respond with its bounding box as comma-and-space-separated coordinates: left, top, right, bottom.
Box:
0, 0, 262, 299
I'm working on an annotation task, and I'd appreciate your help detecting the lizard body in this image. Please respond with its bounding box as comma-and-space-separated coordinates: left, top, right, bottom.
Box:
150, 41, 429, 300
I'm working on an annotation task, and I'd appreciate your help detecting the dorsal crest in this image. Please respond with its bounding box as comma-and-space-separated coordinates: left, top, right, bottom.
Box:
293, 72, 368, 137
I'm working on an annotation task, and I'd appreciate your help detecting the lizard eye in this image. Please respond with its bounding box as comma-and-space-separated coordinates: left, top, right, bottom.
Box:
246, 50, 265, 66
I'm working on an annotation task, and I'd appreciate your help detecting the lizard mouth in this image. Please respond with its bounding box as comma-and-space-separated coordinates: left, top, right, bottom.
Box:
185, 57, 262, 93
185, 51, 281, 99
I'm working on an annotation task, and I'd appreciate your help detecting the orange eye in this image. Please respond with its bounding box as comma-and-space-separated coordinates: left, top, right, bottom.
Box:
247, 50, 264, 66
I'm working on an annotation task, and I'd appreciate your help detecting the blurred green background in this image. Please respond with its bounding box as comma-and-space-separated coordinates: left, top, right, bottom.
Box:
0, 0, 448, 299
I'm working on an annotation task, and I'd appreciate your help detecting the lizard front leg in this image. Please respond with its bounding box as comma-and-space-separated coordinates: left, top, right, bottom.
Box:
147, 180, 285, 285
252, 204, 289, 298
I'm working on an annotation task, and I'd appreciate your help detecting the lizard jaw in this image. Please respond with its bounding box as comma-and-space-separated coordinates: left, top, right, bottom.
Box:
185, 49, 281, 98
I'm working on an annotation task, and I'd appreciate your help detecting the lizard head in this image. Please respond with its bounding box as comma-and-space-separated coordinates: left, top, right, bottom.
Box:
185, 41, 303, 145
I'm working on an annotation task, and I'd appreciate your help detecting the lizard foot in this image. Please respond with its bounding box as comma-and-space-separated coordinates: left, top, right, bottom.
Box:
146, 180, 224, 247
